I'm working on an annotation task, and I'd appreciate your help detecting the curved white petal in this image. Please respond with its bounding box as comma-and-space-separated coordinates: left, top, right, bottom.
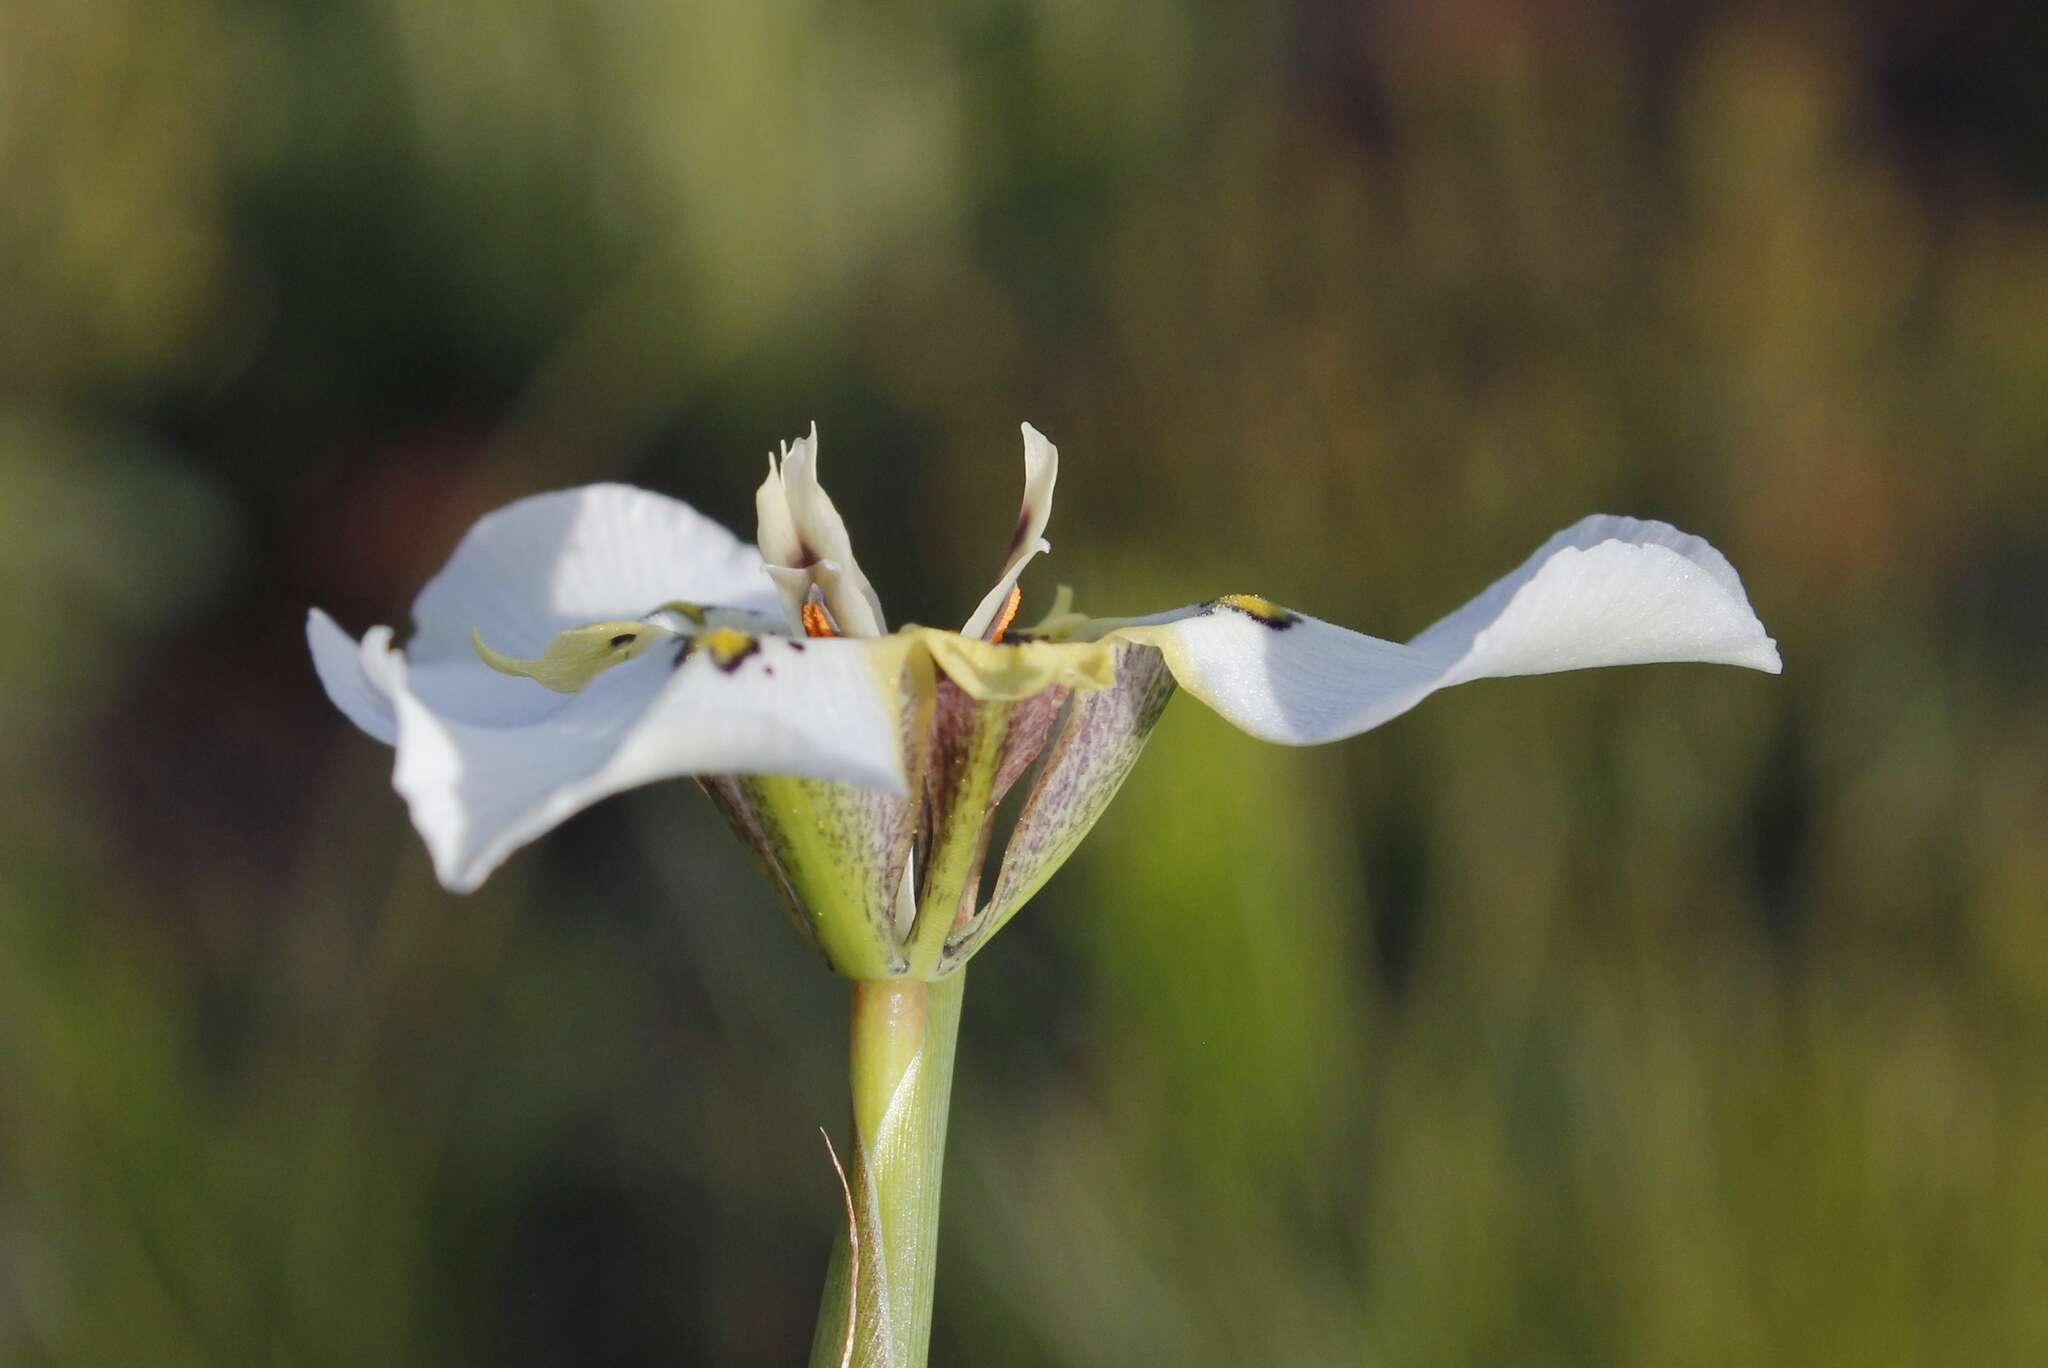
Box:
755, 457, 809, 634
755, 454, 804, 569
963, 422, 1059, 637
307, 608, 398, 745
1409, 515, 1782, 679
1117, 516, 1780, 745
771, 425, 886, 636
409, 483, 777, 665
386, 633, 914, 892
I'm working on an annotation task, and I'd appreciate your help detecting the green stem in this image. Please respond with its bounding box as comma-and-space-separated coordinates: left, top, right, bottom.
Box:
808, 972, 965, 1368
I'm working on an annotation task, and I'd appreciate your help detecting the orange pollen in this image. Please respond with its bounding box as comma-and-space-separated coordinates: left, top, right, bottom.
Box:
801, 599, 841, 639
987, 585, 1023, 643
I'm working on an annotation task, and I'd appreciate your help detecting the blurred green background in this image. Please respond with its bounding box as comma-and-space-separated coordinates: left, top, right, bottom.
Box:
4, 1, 2045, 1363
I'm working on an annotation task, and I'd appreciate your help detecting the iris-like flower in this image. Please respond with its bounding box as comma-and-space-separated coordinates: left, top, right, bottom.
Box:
309, 425, 1779, 979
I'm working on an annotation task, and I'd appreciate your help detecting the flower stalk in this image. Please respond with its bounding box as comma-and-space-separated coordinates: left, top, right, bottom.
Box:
809, 973, 966, 1368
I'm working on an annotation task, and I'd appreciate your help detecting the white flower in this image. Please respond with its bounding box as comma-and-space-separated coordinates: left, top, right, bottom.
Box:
309, 424, 1779, 976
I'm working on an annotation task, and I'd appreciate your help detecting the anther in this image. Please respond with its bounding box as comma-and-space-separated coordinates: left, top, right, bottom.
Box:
801, 599, 841, 639
986, 585, 1023, 643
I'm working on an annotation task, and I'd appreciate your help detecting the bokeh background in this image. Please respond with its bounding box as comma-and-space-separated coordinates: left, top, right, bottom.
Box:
4, 1, 2045, 1363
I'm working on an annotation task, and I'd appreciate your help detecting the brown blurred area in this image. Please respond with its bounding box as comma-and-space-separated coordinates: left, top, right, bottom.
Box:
3, 2, 2045, 1363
